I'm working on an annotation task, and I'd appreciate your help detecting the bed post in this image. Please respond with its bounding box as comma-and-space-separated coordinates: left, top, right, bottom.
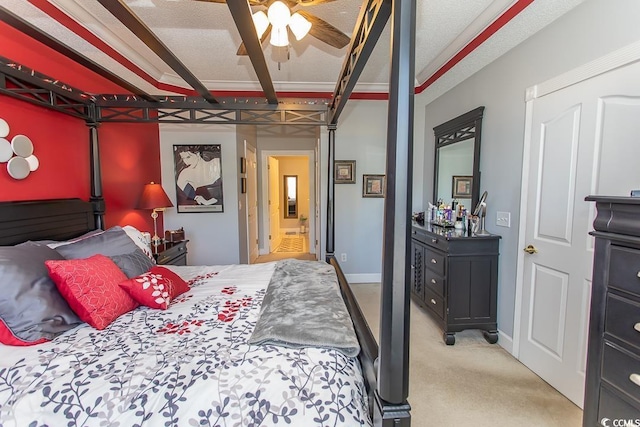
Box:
325, 124, 336, 261
87, 104, 105, 230
374, 0, 415, 424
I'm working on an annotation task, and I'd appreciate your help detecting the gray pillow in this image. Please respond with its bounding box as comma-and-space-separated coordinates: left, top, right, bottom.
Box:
55, 226, 138, 259
44, 229, 104, 249
0, 242, 82, 345
110, 249, 156, 279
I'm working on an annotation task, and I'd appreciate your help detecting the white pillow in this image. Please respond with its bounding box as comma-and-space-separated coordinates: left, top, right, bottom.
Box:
123, 225, 154, 260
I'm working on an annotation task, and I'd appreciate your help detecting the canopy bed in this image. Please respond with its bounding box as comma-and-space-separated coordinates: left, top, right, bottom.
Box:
0, 0, 413, 425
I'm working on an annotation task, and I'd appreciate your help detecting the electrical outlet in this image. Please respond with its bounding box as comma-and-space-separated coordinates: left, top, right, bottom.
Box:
496, 211, 511, 228
341, 253, 347, 262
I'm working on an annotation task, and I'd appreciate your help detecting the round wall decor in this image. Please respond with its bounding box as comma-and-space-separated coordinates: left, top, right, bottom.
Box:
7, 156, 30, 180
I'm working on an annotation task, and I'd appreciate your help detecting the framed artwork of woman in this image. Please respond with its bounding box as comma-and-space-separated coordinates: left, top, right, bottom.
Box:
173, 144, 224, 212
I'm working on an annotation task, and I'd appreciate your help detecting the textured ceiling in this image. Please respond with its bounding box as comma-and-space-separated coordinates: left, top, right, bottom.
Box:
0, 0, 584, 99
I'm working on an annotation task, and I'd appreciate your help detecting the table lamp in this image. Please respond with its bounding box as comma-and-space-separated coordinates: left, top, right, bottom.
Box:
137, 182, 173, 248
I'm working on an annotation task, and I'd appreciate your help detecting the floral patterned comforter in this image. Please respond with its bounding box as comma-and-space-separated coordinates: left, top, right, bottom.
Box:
0, 262, 370, 427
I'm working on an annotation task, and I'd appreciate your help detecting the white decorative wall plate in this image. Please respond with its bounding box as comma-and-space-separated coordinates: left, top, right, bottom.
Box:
0, 119, 8, 138
25, 155, 39, 171
11, 135, 34, 157
0, 138, 12, 163
7, 157, 30, 180
0, 119, 39, 180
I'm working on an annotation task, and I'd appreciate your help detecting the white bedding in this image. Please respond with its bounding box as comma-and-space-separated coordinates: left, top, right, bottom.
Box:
0, 262, 370, 426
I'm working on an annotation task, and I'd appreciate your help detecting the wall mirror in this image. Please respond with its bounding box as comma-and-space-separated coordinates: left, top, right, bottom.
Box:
284, 175, 298, 218
433, 106, 484, 212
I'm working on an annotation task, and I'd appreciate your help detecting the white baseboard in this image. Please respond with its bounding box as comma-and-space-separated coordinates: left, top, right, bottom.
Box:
345, 273, 381, 284
497, 329, 514, 355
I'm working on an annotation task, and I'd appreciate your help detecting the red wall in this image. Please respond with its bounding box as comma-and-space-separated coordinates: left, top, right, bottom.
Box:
0, 22, 161, 232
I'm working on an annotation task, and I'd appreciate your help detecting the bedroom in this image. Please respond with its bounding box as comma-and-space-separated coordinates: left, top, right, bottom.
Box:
1, 0, 640, 424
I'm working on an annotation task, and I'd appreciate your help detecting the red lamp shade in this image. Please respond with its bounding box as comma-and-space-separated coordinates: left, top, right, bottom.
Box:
137, 182, 173, 210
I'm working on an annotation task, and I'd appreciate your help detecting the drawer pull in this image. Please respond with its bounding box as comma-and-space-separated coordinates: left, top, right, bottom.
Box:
637, 271, 640, 278
431, 279, 436, 284
430, 299, 436, 305
630, 373, 640, 387
431, 259, 437, 264
634, 323, 640, 333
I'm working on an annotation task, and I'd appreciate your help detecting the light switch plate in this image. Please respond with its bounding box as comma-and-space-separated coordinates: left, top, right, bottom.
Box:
496, 211, 511, 227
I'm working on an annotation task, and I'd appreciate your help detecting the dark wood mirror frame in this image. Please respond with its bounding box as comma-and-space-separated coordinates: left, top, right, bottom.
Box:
433, 106, 485, 212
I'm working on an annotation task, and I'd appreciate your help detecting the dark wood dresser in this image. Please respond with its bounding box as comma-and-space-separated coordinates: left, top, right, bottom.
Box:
410, 222, 500, 345
584, 196, 640, 425
153, 240, 189, 266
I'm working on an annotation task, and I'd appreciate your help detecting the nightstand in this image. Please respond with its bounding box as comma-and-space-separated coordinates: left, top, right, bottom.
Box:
153, 240, 189, 266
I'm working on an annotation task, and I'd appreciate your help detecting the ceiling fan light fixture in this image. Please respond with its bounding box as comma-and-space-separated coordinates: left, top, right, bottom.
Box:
289, 12, 311, 41
252, 11, 269, 39
270, 25, 289, 47
267, 1, 290, 27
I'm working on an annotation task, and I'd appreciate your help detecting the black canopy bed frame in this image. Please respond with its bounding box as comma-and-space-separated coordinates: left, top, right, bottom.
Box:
0, 0, 413, 425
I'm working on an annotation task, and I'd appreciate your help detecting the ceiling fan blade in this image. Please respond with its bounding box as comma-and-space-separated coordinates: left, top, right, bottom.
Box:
190, 0, 269, 5
294, 0, 338, 6
237, 25, 272, 55
297, 10, 349, 49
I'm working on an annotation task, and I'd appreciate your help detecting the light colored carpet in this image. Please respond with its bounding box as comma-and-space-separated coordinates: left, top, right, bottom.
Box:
276, 236, 304, 253
350, 283, 583, 427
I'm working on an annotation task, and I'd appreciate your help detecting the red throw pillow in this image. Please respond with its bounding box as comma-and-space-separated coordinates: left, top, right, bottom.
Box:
45, 254, 139, 330
119, 266, 189, 310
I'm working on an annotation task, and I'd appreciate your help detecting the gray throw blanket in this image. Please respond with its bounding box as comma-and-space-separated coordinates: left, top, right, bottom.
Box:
249, 259, 360, 357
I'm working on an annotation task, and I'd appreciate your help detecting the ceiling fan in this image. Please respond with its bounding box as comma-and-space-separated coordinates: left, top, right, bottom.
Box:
192, 0, 350, 55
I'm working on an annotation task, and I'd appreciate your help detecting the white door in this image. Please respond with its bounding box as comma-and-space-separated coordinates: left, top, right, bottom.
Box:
247, 146, 259, 263
518, 59, 640, 407
268, 156, 281, 252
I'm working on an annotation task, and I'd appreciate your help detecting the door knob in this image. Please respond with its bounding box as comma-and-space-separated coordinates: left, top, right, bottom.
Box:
523, 244, 538, 254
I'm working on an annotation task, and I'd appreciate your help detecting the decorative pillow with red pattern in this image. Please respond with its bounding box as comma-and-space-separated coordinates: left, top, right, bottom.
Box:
118, 266, 189, 310
45, 254, 139, 330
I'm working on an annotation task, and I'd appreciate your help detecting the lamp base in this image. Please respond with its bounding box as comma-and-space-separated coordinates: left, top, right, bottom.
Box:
151, 235, 163, 248
151, 209, 163, 249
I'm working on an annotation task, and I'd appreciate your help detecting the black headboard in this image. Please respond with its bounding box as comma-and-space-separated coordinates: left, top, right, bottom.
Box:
0, 198, 95, 246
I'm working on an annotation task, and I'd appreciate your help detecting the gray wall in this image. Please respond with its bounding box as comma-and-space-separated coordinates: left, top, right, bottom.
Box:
160, 124, 240, 265
416, 0, 640, 340
333, 101, 388, 282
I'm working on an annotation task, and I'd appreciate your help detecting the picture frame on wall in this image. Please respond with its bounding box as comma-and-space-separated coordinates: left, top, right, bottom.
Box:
362, 174, 386, 198
173, 144, 224, 213
452, 175, 473, 198
334, 160, 356, 184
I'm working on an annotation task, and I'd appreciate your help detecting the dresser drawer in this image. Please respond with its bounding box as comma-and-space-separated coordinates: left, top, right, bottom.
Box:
609, 245, 640, 296
601, 342, 640, 407
606, 293, 640, 352
423, 287, 444, 320
411, 228, 450, 252
598, 384, 640, 424
424, 268, 445, 297
424, 248, 445, 276
423, 234, 450, 252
